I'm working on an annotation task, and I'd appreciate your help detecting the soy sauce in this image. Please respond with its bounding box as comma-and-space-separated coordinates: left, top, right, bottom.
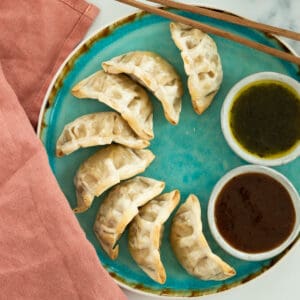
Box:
215, 173, 296, 253
230, 80, 300, 158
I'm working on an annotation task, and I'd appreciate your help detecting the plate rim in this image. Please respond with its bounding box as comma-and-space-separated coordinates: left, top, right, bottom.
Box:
36, 5, 299, 136
37, 6, 300, 298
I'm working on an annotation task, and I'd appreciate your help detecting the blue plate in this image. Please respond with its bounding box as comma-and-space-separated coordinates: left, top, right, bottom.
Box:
38, 9, 300, 297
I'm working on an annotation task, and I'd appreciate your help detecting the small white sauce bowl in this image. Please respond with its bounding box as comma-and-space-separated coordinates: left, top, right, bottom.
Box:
207, 165, 300, 261
221, 72, 300, 166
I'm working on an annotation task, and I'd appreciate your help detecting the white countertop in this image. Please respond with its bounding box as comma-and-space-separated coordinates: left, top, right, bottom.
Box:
86, 1, 300, 299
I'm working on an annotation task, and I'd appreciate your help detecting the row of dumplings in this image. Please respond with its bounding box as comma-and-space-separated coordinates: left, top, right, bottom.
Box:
94, 176, 235, 284
56, 22, 223, 212
57, 21, 223, 152
55, 22, 227, 283
71, 22, 222, 131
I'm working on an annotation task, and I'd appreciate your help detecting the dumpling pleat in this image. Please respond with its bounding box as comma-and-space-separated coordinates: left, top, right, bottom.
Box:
102, 51, 183, 125
74, 145, 155, 213
128, 190, 180, 284
72, 71, 154, 140
170, 194, 236, 281
170, 22, 223, 115
94, 176, 165, 259
56, 111, 150, 157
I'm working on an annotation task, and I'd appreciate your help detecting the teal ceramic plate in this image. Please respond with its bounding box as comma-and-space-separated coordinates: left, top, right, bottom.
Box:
38, 8, 300, 298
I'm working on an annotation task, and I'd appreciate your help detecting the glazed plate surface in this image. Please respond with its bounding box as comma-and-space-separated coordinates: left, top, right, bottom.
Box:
39, 8, 300, 298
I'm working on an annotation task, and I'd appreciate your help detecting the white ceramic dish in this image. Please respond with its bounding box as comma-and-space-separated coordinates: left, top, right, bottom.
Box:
221, 72, 300, 166
207, 165, 300, 261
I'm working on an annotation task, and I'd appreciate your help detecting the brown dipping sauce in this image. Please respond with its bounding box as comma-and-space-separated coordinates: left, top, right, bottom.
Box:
215, 173, 296, 253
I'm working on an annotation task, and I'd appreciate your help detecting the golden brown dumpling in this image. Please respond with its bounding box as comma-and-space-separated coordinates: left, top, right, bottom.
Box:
128, 190, 180, 284
74, 145, 155, 213
170, 194, 236, 280
56, 112, 149, 157
102, 51, 183, 125
94, 176, 165, 259
170, 22, 223, 114
72, 71, 153, 140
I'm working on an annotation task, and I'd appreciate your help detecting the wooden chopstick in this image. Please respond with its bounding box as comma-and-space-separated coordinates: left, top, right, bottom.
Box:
149, 0, 300, 41
116, 0, 300, 65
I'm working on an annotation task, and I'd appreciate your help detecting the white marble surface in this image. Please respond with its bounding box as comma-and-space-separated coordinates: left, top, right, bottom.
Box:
85, 1, 300, 299
87, 0, 300, 54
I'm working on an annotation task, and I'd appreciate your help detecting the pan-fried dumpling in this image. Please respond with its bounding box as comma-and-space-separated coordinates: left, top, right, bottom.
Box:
170, 194, 236, 280
74, 145, 155, 213
56, 112, 150, 157
94, 176, 165, 259
128, 190, 180, 284
102, 51, 183, 125
72, 71, 153, 140
170, 22, 223, 114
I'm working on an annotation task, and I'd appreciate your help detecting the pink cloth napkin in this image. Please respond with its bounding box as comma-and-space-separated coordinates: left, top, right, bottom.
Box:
0, 1, 127, 299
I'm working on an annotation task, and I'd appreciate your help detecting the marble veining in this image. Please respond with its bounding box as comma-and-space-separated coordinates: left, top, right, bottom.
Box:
200, 0, 300, 53
87, 0, 300, 54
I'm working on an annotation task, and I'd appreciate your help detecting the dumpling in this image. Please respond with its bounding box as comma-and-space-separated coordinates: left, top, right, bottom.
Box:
102, 51, 183, 125
128, 190, 180, 284
170, 194, 236, 280
72, 71, 153, 140
94, 176, 165, 259
170, 22, 223, 114
56, 112, 149, 157
74, 145, 155, 213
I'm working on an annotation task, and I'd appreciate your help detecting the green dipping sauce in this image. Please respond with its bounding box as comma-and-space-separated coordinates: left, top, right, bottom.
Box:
230, 80, 300, 158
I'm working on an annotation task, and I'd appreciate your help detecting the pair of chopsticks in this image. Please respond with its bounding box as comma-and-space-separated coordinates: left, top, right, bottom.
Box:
116, 0, 300, 65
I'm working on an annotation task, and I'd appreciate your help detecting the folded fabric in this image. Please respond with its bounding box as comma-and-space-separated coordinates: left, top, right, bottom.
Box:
0, 1, 127, 299
0, 0, 98, 127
